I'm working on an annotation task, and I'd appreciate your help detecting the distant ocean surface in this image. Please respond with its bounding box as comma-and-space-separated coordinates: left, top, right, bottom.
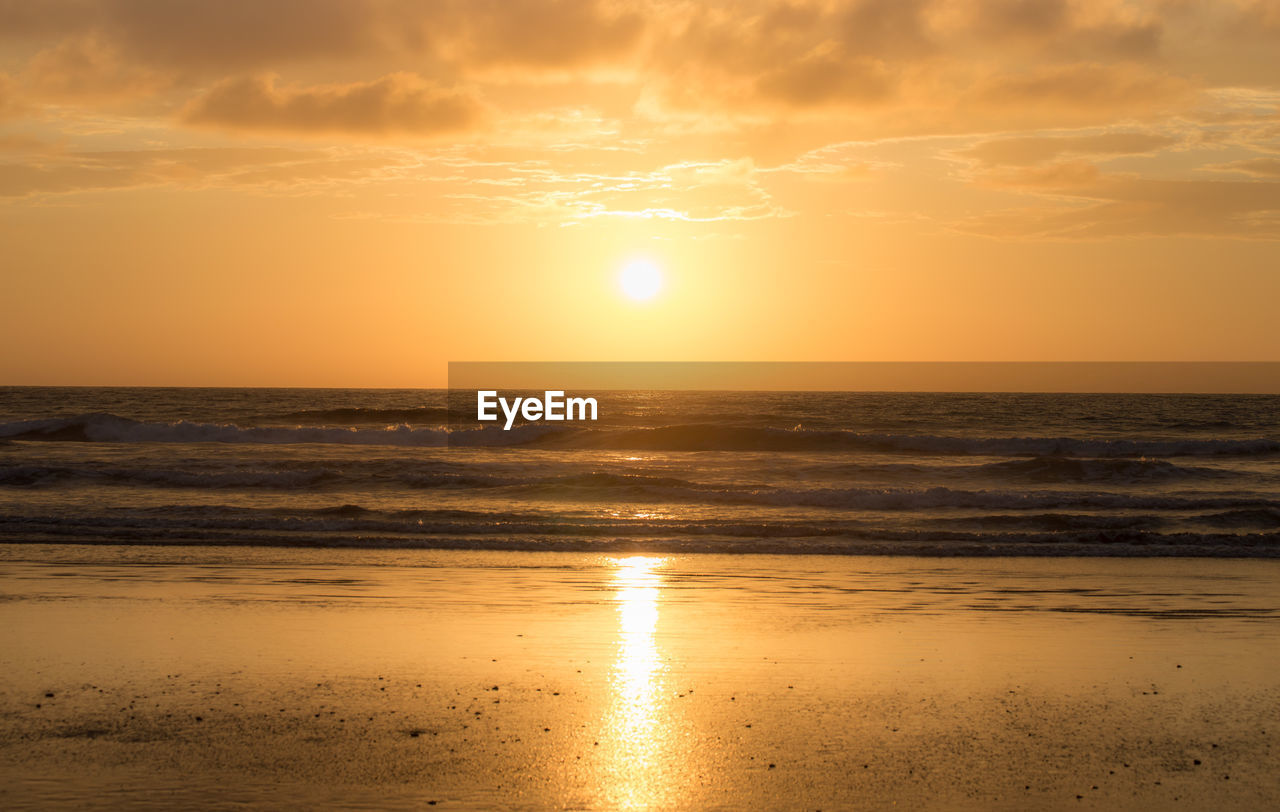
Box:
2, 387, 1279, 557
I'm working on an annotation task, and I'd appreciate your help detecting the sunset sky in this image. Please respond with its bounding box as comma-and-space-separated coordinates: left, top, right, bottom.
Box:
3, 0, 1280, 386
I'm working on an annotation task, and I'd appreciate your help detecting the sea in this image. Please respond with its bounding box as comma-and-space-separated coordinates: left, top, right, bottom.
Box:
1, 387, 1278, 557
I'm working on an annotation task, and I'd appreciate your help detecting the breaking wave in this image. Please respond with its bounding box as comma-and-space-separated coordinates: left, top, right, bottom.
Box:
266, 407, 451, 425
0, 413, 449, 446
1, 508, 1276, 558
3, 413, 1278, 458
973, 456, 1236, 482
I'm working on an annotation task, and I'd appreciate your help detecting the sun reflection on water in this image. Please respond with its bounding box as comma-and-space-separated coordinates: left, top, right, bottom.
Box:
600, 555, 673, 809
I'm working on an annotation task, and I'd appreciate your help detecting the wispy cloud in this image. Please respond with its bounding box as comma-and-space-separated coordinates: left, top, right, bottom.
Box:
959, 176, 1280, 240
182, 73, 487, 137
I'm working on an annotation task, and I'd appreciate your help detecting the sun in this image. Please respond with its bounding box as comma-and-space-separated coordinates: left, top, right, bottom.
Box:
619, 259, 663, 301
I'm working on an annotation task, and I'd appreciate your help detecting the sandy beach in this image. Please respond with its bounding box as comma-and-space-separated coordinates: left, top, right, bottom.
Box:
1, 545, 1277, 809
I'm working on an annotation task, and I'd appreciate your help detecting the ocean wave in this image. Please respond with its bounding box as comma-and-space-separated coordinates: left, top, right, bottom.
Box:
0, 512, 1276, 558
0, 413, 448, 446
0, 507, 872, 540
0, 464, 338, 490
2, 503, 1259, 542
808, 457, 1243, 484
367, 475, 1280, 512
1198, 507, 1280, 529
973, 456, 1235, 483
932, 512, 1170, 532
3, 503, 1216, 538
266, 406, 451, 424
3, 413, 1277, 457
400, 470, 701, 491
402, 475, 1280, 512
1164, 420, 1243, 431
548, 424, 1280, 457
0, 462, 701, 492
4, 458, 1277, 515
717, 486, 1280, 512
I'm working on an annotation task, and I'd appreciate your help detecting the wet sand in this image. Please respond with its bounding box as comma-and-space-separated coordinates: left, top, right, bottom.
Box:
2, 546, 1278, 809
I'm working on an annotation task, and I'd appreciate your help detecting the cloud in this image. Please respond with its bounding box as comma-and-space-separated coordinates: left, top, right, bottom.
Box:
0, 133, 53, 153
0, 73, 20, 119
0, 0, 392, 71
443, 0, 645, 70
632, 1, 1196, 136
960, 176, 1280, 239
0, 0, 1277, 229
0, 0, 1262, 142
960, 0, 1163, 59
962, 131, 1177, 166
977, 159, 1104, 189
0, 163, 128, 197
0, 0, 646, 77
1211, 157, 1280, 177
648, 1, 931, 112
970, 63, 1191, 113
181, 73, 487, 137
0, 146, 403, 197
396, 156, 789, 225
1231, 0, 1280, 34
568, 158, 786, 223
754, 54, 894, 107
22, 35, 170, 100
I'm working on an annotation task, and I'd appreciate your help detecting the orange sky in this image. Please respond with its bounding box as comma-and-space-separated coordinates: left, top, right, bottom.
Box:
2, 0, 1279, 386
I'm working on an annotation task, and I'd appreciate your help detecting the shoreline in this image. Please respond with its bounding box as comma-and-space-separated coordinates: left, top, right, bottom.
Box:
3, 548, 1279, 808
4, 539, 1280, 558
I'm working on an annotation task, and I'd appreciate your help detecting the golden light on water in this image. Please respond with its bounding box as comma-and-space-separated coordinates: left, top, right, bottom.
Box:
614, 556, 663, 713
600, 555, 672, 809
